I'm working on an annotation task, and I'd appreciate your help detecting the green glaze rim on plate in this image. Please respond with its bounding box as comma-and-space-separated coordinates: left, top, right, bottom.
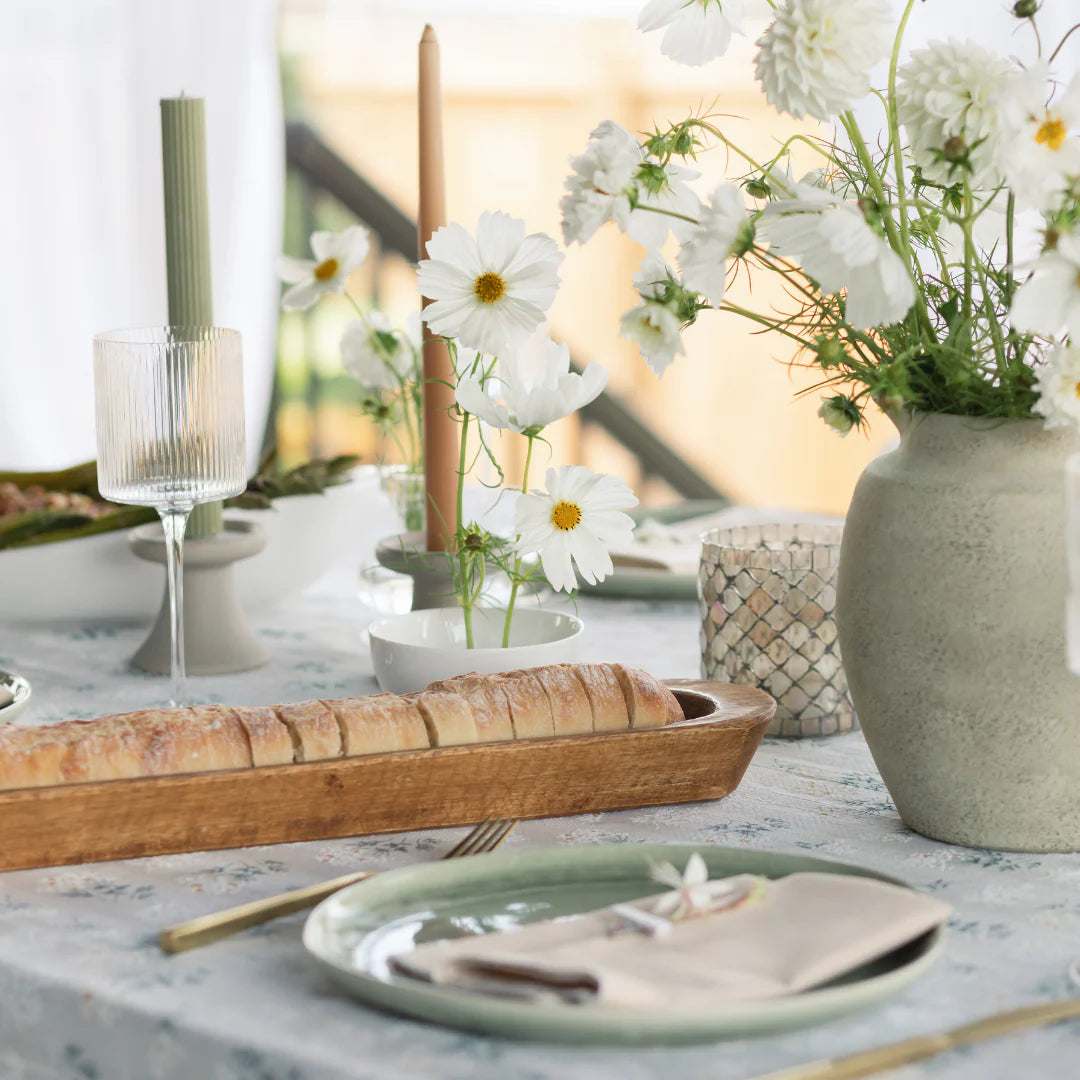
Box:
303, 843, 943, 1045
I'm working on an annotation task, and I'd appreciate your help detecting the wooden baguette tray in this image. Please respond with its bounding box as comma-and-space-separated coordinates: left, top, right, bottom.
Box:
0, 681, 774, 872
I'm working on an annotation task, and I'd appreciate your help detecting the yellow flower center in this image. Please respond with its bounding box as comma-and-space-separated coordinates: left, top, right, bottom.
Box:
1035, 115, 1067, 151
473, 272, 507, 304
313, 257, 340, 281
550, 500, 583, 532
1074, 380, 1080, 400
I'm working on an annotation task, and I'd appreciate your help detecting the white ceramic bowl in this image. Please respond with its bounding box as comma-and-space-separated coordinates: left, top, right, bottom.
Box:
0, 670, 32, 723
0, 466, 397, 624
368, 607, 583, 694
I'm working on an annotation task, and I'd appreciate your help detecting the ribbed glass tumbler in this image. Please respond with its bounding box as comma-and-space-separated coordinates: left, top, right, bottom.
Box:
93, 327, 247, 704
699, 523, 856, 737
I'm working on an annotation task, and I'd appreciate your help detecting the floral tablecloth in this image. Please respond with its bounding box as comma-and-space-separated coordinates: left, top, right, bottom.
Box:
0, 570, 1078, 1080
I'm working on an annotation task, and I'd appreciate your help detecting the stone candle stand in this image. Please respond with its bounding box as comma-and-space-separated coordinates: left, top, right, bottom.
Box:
375, 532, 458, 611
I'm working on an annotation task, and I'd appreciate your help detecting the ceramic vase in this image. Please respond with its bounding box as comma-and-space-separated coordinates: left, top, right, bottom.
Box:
837, 411, 1080, 852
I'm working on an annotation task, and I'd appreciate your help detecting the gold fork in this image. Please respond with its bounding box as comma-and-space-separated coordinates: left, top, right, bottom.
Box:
159, 818, 518, 954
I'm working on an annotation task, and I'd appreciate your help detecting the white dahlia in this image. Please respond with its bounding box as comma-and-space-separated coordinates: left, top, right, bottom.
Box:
1010, 230, 1080, 341
637, 0, 745, 67
678, 183, 748, 305
754, 0, 893, 122
995, 65, 1080, 213
760, 186, 915, 329
416, 211, 563, 356
1033, 345, 1080, 431
896, 40, 1017, 190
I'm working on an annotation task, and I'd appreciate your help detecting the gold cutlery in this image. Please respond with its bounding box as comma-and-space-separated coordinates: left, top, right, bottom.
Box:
159, 817, 517, 954
750, 997, 1080, 1080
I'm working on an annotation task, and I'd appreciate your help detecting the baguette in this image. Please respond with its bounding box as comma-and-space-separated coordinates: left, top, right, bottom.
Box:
0, 664, 683, 790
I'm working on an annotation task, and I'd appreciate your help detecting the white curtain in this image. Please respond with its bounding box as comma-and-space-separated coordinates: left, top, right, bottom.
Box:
0, 0, 282, 470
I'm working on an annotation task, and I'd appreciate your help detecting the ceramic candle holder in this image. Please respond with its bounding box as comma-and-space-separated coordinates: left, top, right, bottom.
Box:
368, 608, 583, 694
699, 523, 855, 737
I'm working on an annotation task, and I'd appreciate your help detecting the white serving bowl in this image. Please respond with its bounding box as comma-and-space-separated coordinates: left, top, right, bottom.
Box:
368, 607, 583, 694
0, 466, 397, 624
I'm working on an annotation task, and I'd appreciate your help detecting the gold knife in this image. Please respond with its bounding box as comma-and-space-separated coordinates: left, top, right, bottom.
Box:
749, 998, 1080, 1080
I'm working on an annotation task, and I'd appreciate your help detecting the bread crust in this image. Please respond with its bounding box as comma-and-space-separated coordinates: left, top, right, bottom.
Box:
232, 705, 294, 767
567, 663, 630, 732
326, 695, 430, 755
611, 664, 682, 728
407, 691, 478, 747
273, 700, 341, 762
528, 666, 593, 736
0, 664, 678, 790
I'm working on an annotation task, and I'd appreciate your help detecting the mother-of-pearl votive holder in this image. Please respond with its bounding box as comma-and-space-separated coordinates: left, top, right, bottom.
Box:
699, 523, 856, 737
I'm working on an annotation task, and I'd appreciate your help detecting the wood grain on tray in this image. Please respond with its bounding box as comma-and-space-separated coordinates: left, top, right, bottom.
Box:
0, 678, 774, 872
0, 664, 681, 791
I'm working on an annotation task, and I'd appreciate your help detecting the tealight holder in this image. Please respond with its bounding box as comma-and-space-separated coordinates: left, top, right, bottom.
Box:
699, 523, 855, 737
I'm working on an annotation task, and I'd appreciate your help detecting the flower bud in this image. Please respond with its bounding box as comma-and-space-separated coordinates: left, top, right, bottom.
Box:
745, 177, 771, 200
1013, 0, 1038, 18
942, 136, 968, 163
817, 395, 861, 436
814, 336, 847, 369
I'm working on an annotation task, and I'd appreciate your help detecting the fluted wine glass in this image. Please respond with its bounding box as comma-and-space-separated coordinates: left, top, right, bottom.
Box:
93, 327, 247, 704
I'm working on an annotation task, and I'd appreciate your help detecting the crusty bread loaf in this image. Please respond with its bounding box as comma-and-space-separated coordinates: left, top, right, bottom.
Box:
0, 664, 683, 790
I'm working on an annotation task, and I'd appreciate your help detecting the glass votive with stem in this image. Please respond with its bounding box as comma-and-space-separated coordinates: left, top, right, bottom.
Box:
93, 327, 247, 704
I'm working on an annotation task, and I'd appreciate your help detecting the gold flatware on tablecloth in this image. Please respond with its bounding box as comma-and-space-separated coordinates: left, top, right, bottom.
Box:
159, 817, 517, 954
750, 997, 1080, 1080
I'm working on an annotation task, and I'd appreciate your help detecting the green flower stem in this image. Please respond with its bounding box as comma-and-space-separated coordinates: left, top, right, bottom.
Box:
456, 410, 474, 650
501, 433, 535, 649
887, 0, 918, 268
634, 204, 700, 226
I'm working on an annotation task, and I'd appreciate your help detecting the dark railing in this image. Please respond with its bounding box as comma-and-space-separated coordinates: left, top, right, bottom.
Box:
284, 121, 725, 503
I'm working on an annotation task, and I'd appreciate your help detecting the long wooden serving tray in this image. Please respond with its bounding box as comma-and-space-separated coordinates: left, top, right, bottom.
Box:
0, 681, 774, 872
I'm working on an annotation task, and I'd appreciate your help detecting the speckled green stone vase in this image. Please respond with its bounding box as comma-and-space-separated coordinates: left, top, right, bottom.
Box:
838, 411, 1080, 851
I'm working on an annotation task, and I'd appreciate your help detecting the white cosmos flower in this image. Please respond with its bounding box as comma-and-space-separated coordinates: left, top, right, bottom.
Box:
678, 182, 747, 304
416, 211, 563, 355
1010, 231, 1080, 340
1033, 345, 1080, 430
277, 226, 370, 311
638, 0, 745, 67
619, 253, 687, 375
560, 121, 643, 246
754, 0, 893, 122
455, 340, 607, 434
996, 65, 1080, 212
514, 465, 637, 592
340, 312, 419, 392
896, 40, 1017, 190
760, 186, 915, 329
560, 121, 700, 250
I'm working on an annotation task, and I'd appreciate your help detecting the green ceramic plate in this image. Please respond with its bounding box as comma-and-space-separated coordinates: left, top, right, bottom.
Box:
303, 843, 943, 1045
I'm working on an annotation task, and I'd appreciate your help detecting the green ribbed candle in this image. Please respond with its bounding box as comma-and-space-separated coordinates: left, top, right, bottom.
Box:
161, 96, 222, 539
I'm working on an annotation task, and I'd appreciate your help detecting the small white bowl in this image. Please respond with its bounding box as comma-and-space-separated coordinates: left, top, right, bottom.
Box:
0, 670, 32, 723
368, 608, 583, 694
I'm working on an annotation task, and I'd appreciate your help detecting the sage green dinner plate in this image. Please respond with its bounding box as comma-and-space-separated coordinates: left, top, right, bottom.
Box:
303, 843, 943, 1044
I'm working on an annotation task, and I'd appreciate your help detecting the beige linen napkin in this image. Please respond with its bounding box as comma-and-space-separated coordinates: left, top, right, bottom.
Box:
393, 872, 949, 1010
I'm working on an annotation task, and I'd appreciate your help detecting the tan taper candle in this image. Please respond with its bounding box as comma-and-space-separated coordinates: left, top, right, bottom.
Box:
160, 96, 222, 539
418, 25, 458, 552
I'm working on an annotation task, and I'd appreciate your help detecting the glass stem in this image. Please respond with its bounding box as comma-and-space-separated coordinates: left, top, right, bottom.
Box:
159, 507, 192, 707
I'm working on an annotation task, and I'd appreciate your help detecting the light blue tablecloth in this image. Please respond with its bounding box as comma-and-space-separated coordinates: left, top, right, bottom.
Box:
0, 571, 1077, 1079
